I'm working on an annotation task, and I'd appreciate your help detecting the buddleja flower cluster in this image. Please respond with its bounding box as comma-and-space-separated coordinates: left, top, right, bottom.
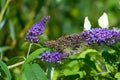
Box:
45, 28, 120, 51
44, 28, 120, 62
81, 28, 120, 45
25, 16, 50, 43
45, 34, 86, 52
40, 52, 64, 63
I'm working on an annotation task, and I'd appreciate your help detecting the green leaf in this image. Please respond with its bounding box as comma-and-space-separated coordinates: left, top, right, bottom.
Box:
24, 48, 47, 64
53, 70, 59, 80
23, 48, 48, 80
21, 42, 29, 48
1, 0, 6, 8
9, 20, 16, 41
62, 60, 80, 76
76, 49, 103, 62
14, 72, 27, 80
115, 72, 120, 80
0, 61, 11, 80
0, 46, 10, 53
62, 68, 80, 76
24, 63, 48, 80
0, 19, 6, 29
67, 60, 79, 68
33, 43, 43, 47
7, 56, 25, 65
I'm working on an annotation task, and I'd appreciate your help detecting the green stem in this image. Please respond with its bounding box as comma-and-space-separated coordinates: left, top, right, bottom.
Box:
8, 57, 26, 69
97, 71, 111, 75
105, 64, 110, 72
0, 0, 11, 22
47, 62, 54, 80
8, 61, 25, 69
50, 67, 54, 80
7, 43, 33, 69
27, 43, 33, 58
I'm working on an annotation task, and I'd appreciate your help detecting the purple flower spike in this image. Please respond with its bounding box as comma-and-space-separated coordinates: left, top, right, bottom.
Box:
25, 16, 50, 43
27, 16, 50, 36
81, 28, 120, 45
40, 52, 64, 63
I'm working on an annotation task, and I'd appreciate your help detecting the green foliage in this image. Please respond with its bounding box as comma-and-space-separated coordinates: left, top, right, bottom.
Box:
9, 20, 16, 41
22, 48, 48, 80
52, 48, 120, 79
115, 72, 120, 80
0, 46, 10, 53
23, 48, 47, 65
0, 61, 11, 80
24, 63, 48, 80
7, 56, 25, 65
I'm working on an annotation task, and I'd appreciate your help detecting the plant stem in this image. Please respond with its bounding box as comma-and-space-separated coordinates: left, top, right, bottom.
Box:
0, 0, 11, 22
27, 43, 33, 58
8, 61, 25, 69
8, 43, 33, 69
105, 64, 110, 72
47, 62, 54, 80
97, 71, 111, 75
50, 67, 54, 80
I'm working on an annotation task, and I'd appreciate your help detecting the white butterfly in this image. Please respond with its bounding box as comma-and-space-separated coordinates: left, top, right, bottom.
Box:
84, 16, 91, 30
98, 12, 109, 28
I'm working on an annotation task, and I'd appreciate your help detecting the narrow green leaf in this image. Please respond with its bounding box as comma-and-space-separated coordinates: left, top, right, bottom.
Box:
24, 63, 48, 80
0, 46, 10, 53
9, 20, 15, 41
78, 49, 100, 58
21, 42, 29, 48
0, 19, 6, 29
0, 61, 11, 80
1, 0, 6, 8
33, 43, 43, 47
7, 56, 25, 65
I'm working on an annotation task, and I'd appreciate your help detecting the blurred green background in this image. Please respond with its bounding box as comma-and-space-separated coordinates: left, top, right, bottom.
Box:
0, 0, 120, 79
